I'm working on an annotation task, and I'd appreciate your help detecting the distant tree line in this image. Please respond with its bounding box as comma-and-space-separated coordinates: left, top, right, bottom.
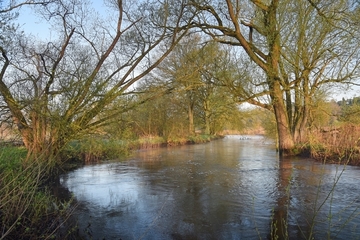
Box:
337, 96, 360, 106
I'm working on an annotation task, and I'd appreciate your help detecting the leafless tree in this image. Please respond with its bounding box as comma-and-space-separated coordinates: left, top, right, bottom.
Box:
0, 0, 194, 159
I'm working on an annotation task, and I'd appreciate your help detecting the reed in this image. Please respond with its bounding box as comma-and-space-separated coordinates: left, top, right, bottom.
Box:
308, 124, 360, 165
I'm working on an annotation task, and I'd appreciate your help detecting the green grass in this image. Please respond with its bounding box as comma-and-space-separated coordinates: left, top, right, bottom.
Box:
61, 134, 223, 164
187, 134, 219, 143
0, 145, 75, 239
63, 137, 130, 163
0, 145, 27, 171
166, 134, 222, 146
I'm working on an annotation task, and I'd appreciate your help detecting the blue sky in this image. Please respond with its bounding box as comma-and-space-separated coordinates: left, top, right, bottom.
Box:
16, 7, 50, 39
14, 0, 108, 40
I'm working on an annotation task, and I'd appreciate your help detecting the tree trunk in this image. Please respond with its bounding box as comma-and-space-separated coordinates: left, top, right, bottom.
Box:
264, 0, 294, 155
188, 103, 195, 135
294, 97, 309, 144
204, 99, 211, 135
272, 81, 295, 155
274, 107, 295, 155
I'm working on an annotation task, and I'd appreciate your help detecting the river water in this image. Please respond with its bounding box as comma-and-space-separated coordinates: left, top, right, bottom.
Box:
60, 135, 360, 239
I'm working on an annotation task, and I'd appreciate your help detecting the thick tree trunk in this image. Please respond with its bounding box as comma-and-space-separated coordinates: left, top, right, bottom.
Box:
272, 81, 295, 155
274, 106, 295, 155
263, 0, 295, 155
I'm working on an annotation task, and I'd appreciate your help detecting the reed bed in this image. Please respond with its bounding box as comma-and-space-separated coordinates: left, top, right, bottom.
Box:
309, 124, 360, 165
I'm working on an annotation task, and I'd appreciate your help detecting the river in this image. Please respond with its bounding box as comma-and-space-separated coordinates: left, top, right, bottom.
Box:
60, 135, 360, 239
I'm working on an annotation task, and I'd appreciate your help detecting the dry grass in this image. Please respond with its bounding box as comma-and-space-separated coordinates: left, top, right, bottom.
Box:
309, 124, 360, 165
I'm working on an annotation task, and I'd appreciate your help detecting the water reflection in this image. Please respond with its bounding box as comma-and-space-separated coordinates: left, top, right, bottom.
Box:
60, 135, 360, 239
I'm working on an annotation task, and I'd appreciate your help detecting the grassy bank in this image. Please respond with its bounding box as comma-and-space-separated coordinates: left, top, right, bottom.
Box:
64, 134, 223, 164
127, 134, 223, 149
0, 146, 78, 239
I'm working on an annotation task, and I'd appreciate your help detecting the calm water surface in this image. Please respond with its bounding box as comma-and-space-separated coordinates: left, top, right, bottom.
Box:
60, 135, 360, 239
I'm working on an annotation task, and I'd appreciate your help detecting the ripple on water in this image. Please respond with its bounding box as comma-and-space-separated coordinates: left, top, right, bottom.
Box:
60, 136, 360, 239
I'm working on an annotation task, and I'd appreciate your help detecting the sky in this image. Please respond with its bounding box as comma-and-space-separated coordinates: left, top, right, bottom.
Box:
16, 7, 51, 39
13, 0, 108, 40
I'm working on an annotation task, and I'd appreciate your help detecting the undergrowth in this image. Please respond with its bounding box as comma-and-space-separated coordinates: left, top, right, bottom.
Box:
0, 146, 76, 239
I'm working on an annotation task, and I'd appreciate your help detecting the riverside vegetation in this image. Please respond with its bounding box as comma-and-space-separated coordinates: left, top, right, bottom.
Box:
0, 146, 74, 239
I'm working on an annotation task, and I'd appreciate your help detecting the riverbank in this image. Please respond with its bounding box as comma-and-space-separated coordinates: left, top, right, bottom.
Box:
0, 146, 76, 239
62, 134, 224, 166
302, 124, 360, 166
309, 149, 360, 166
0, 134, 223, 239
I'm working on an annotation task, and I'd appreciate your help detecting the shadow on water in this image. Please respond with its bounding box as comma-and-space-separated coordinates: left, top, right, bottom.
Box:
58, 135, 360, 239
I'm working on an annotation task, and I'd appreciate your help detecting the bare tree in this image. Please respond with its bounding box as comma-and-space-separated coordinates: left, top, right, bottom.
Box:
187, 0, 360, 155
0, 0, 193, 160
